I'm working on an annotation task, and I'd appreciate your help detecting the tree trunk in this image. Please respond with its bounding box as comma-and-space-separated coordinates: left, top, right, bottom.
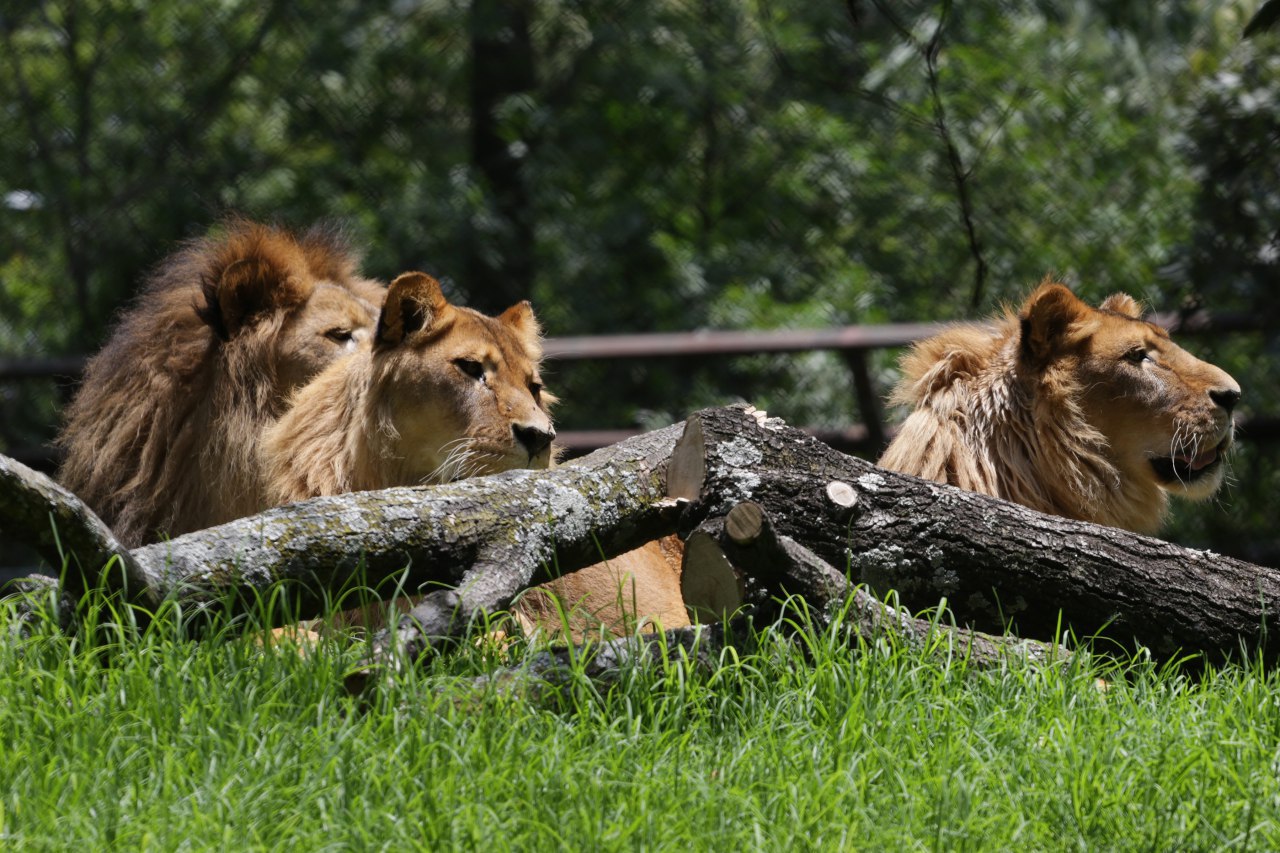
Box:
467, 0, 535, 313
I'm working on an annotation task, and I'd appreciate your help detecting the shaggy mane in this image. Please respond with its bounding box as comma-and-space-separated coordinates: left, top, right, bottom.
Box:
881, 312, 1126, 525
57, 219, 378, 546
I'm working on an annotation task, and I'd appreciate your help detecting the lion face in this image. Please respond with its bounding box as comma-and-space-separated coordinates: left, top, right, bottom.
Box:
371, 272, 555, 484
879, 281, 1242, 534
1066, 293, 1240, 501
275, 282, 380, 395
262, 271, 556, 504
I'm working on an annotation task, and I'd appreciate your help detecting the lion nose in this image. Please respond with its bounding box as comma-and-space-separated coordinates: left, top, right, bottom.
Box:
513, 423, 555, 456
1210, 386, 1241, 414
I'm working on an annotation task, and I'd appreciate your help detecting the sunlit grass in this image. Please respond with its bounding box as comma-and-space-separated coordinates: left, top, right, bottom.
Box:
4, 584, 1280, 850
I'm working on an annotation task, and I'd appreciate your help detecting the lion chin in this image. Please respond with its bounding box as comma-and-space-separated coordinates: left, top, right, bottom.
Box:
1149, 434, 1232, 499
878, 280, 1241, 535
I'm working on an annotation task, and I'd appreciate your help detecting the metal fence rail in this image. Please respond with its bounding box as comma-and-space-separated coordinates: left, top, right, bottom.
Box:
3, 307, 1271, 471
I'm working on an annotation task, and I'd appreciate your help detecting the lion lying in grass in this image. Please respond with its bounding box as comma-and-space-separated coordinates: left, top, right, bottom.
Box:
57, 220, 384, 546
878, 282, 1241, 534
262, 271, 689, 638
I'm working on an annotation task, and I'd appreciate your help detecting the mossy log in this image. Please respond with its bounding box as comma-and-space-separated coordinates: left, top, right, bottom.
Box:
2, 422, 687, 627
2, 405, 1277, 667
673, 406, 1280, 666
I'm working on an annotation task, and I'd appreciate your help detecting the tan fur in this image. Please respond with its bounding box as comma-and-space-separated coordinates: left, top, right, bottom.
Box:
57, 219, 384, 546
878, 281, 1241, 534
261, 272, 556, 499
514, 538, 687, 639
263, 272, 689, 639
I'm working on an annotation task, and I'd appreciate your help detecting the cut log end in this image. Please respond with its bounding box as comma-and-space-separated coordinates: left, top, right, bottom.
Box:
680, 530, 743, 623
667, 418, 707, 501
825, 480, 858, 510
725, 501, 765, 545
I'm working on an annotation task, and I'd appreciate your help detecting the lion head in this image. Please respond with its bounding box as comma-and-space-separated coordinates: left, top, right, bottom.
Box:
878, 281, 1241, 534
262, 271, 555, 504
262, 274, 693, 640
57, 219, 384, 546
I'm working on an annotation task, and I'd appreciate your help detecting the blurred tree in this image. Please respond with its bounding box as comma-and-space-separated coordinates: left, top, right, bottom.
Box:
0, 0, 1276, 560
467, 0, 536, 314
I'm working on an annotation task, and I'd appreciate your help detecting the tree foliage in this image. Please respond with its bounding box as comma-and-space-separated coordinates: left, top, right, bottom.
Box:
0, 0, 1276, 558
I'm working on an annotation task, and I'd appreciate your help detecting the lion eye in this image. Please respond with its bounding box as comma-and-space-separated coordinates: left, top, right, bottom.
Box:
455, 358, 485, 380
325, 328, 358, 350
1123, 348, 1149, 364
529, 381, 543, 401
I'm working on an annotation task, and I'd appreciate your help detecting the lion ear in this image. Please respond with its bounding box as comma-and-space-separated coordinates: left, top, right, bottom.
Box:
1019, 282, 1088, 366
1099, 292, 1143, 319
198, 256, 308, 341
376, 272, 449, 347
498, 300, 542, 350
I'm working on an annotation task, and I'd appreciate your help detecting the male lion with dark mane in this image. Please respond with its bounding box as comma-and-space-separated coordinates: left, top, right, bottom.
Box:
58, 219, 385, 546
877, 281, 1241, 534
262, 271, 689, 637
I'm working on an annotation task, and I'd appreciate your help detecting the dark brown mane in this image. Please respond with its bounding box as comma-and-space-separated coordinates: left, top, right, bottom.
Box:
57, 219, 383, 546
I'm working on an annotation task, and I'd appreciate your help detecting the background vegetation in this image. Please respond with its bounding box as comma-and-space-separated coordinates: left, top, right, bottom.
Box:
1, 0, 1277, 562
4, 4, 1280, 845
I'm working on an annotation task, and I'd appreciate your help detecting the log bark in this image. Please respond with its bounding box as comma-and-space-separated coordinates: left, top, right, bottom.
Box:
2, 422, 687, 629
680, 501, 1066, 668
675, 406, 1280, 665
0, 454, 145, 602
3, 405, 1278, 667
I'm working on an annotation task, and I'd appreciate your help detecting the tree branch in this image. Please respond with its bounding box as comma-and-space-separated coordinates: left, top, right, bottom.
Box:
871, 0, 987, 308
0, 454, 144, 603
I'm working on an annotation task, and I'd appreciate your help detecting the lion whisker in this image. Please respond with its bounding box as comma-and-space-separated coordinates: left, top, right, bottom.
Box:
426, 439, 479, 484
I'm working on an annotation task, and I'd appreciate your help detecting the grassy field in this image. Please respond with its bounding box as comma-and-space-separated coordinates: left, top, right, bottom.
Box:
4, 587, 1280, 851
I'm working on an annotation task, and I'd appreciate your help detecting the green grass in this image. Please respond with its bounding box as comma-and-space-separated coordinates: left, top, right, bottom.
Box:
4, 587, 1280, 851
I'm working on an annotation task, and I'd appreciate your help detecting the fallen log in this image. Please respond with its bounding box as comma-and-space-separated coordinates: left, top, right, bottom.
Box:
0, 454, 143, 602
2, 423, 689, 629
680, 501, 1062, 667
673, 406, 1280, 665
1, 405, 1275, 667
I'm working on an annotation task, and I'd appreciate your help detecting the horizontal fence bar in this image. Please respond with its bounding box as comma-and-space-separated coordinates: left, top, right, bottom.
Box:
0, 355, 87, 382
542, 323, 946, 360
0, 309, 1260, 380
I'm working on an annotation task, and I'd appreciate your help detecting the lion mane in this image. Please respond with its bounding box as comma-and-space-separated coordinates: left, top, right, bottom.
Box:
57, 219, 384, 546
877, 282, 1241, 534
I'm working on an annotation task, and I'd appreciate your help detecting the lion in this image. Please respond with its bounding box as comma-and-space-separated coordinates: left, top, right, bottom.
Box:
877, 281, 1242, 534
262, 271, 689, 638
57, 219, 385, 547
261, 270, 557, 499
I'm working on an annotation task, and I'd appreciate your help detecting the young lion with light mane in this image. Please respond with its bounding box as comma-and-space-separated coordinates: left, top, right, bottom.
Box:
877, 282, 1241, 534
58, 220, 384, 546
262, 271, 689, 637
